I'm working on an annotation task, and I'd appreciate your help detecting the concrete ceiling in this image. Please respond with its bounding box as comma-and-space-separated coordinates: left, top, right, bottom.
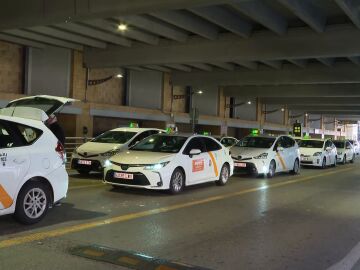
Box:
1, 0, 360, 119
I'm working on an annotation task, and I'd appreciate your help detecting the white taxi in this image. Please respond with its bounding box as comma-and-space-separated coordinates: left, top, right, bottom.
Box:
298, 139, 337, 168
218, 136, 238, 148
349, 140, 360, 155
104, 134, 234, 194
0, 95, 72, 224
333, 140, 355, 164
230, 135, 300, 178
71, 127, 164, 174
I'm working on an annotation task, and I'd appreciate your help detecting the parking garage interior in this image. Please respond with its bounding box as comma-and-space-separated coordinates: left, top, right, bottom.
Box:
2, 0, 360, 269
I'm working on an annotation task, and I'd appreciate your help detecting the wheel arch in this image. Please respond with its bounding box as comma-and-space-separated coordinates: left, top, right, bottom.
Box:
18, 176, 54, 205
174, 166, 186, 185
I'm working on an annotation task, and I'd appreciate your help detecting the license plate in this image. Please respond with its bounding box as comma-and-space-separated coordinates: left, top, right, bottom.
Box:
235, 162, 246, 168
78, 160, 92, 165
114, 172, 133, 180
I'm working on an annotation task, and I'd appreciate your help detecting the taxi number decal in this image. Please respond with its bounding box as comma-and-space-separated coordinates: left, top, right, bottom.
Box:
0, 153, 7, 166
192, 159, 204, 172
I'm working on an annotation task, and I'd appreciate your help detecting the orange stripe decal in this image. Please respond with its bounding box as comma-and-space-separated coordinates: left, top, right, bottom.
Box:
208, 151, 219, 177
0, 185, 13, 209
276, 152, 287, 170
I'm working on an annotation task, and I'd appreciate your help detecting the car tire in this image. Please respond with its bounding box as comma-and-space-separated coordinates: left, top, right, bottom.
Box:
267, 160, 276, 178
343, 155, 347, 165
169, 168, 185, 195
216, 164, 230, 186
350, 154, 355, 164
290, 159, 300, 175
321, 157, 327, 169
14, 181, 50, 225
332, 157, 337, 167
77, 169, 91, 175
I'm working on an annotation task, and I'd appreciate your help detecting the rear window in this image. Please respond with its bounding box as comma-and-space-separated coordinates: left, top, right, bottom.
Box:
15, 124, 43, 145
7, 97, 63, 116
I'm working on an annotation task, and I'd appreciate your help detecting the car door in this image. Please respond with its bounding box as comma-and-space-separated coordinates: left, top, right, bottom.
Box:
283, 136, 297, 170
274, 137, 290, 172
0, 120, 30, 210
345, 141, 353, 161
202, 137, 223, 181
324, 140, 334, 165
182, 137, 208, 184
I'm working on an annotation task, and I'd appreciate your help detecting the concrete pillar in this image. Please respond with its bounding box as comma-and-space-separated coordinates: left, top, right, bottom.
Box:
75, 103, 93, 137
218, 87, 229, 118
162, 72, 172, 113
256, 98, 264, 128
284, 108, 289, 126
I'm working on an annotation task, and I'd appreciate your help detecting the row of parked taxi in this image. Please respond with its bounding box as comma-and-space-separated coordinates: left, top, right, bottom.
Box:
0, 95, 358, 224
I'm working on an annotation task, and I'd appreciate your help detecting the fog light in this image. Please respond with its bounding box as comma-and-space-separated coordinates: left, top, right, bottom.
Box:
157, 181, 162, 187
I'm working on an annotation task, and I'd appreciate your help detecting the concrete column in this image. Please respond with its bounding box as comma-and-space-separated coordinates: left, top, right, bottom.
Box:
75, 103, 93, 137
284, 108, 289, 126
218, 87, 229, 118
256, 98, 264, 128
162, 72, 172, 113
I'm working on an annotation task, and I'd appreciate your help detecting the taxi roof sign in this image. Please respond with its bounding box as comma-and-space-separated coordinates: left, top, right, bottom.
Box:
251, 129, 259, 136
129, 122, 139, 128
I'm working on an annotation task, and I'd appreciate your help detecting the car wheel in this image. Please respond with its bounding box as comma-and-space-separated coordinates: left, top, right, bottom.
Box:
290, 159, 300, 175
350, 154, 355, 164
332, 157, 337, 167
216, 164, 230, 186
343, 155, 347, 165
321, 157, 327, 169
169, 168, 185, 195
267, 160, 276, 178
14, 181, 50, 225
77, 169, 91, 175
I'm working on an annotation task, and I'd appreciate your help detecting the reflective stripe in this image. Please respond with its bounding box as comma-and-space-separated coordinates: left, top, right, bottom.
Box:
276, 152, 287, 170
208, 152, 219, 177
0, 185, 13, 209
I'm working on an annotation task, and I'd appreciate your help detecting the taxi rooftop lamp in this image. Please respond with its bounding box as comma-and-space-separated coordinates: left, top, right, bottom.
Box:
129, 122, 139, 128
203, 131, 210, 136
251, 129, 259, 136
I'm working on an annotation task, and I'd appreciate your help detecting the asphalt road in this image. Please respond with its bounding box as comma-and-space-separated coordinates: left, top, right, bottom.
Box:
1, 162, 360, 270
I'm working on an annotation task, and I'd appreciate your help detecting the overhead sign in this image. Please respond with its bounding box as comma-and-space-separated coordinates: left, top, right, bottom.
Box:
293, 123, 302, 137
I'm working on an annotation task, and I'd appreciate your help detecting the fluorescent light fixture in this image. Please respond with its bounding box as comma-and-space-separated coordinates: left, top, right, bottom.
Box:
247, 101, 252, 105
197, 90, 203, 94
116, 74, 123, 78
118, 24, 128, 31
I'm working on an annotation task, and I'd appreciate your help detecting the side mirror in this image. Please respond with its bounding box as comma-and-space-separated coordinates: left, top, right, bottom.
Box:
277, 146, 284, 152
326, 147, 332, 151
189, 149, 201, 157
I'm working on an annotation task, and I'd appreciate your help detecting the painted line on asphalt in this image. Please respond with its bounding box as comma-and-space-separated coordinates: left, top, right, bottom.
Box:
0, 167, 353, 249
326, 239, 360, 270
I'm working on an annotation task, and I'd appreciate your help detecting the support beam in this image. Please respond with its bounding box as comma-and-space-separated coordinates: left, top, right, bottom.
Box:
234, 61, 258, 70
187, 63, 213, 71
56, 23, 131, 47
231, 0, 288, 35
317, 57, 335, 67
2, 29, 83, 50
28, 26, 107, 49
84, 25, 360, 67
287, 105, 360, 111
125, 66, 145, 71
209, 62, 235, 71
261, 97, 360, 106
224, 84, 360, 98
0, 33, 45, 49
165, 64, 192, 72
172, 63, 360, 86
335, 0, 360, 29
288, 59, 307, 68
117, 15, 188, 42
278, 0, 326, 32
84, 19, 159, 45
150, 10, 219, 40
189, 6, 252, 38
143, 65, 171, 72
307, 111, 360, 115
261, 60, 282, 69
0, 0, 243, 30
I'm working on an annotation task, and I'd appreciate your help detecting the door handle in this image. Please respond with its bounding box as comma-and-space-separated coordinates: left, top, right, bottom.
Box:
13, 158, 26, 165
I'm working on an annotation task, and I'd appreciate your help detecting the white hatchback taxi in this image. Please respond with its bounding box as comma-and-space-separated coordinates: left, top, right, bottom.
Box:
104, 134, 234, 194
71, 127, 164, 174
298, 139, 337, 168
0, 95, 72, 224
230, 135, 300, 178
333, 140, 355, 164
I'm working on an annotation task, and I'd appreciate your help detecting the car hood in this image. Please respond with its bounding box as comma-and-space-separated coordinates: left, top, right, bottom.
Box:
299, 147, 323, 156
77, 142, 123, 155
110, 151, 176, 164
230, 146, 269, 159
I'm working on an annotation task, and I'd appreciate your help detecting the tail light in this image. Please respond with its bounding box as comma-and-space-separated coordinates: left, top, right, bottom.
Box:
55, 142, 66, 163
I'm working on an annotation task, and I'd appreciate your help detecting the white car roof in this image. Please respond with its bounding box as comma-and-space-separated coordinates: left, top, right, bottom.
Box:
110, 127, 165, 133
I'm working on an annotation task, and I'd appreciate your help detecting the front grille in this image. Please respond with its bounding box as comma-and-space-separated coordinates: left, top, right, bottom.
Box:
71, 158, 102, 171
110, 161, 145, 169
233, 162, 258, 175
78, 152, 99, 158
232, 157, 252, 161
301, 161, 314, 164
105, 170, 151, 186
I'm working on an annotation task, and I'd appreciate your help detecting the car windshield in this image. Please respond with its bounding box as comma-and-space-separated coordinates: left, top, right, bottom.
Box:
236, 136, 275, 148
334, 141, 345, 149
92, 131, 136, 144
221, 138, 237, 147
298, 140, 324, 148
131, 135, 187, 153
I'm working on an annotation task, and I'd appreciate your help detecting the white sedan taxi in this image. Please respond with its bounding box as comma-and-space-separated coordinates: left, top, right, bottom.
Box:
71, 127, 164, 174
333, 140, 355, 164
298, 139, 337, 168
104, 134, 234, 194
230, 135, 300, 178
0, 95, 72, 224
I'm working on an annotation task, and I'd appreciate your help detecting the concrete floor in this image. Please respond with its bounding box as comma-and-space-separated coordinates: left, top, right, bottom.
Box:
1, 163, 360, 270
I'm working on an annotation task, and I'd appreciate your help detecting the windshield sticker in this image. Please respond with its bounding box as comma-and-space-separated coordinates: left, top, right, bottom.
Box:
192, 159, 204, 172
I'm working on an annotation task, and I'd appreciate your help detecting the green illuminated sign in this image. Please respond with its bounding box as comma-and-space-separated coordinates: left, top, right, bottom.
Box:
129, 122, 139, 128
293, 123, 302, 137
251, 129, 259, 136
203, 131, 210, 136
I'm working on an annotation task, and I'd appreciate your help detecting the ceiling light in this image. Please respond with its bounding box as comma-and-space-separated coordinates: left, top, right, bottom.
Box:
247, 101, 252, 105
197, 90, 203, 94
118, 24, 128, 31
305, 113, 309, 117
116, 74, 123, 78
281, 108, 285, 112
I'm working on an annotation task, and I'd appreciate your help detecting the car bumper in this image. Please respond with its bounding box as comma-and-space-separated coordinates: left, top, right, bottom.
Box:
300, 156, 322, 166
71, 156, 105, 172
46, 165, 69, 202
233, 159, 269, 175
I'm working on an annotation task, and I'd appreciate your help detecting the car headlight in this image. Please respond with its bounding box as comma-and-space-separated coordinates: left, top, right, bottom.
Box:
144, 161, 170, 170
253, 153, 268, 159
104, 159, 111, 167
337, 152, 342, 155
101, 150, 120, 157
313, 152, 322, 156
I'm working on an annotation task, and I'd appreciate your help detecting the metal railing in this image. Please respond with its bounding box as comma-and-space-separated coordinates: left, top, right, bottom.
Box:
65, 137, 92, 168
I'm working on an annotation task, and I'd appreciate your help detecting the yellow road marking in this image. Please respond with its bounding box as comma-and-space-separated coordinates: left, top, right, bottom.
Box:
118, 256, 139, 266
276, 152, 287, 170
208, 151, 219, 177
0, 167, 353, 249
0, 185, 13, 209
155, 265, 177, 270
